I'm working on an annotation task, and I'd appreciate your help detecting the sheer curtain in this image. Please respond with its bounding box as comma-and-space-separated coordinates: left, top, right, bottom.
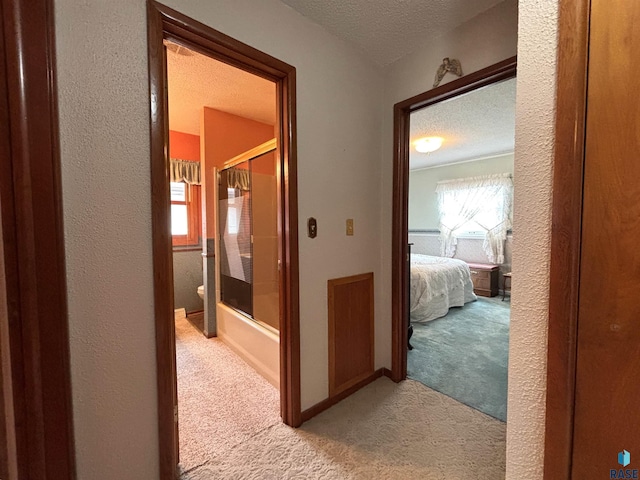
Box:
436, 173, 513, 264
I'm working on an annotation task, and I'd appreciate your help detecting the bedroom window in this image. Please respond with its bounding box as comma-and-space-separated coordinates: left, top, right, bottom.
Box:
440, 192, 507, 236
170, 181, 201, 247
436, 173, 513, 263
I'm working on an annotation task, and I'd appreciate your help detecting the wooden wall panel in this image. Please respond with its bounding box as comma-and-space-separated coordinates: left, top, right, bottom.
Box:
572, 0, 640, 476
328, 273, 374, 397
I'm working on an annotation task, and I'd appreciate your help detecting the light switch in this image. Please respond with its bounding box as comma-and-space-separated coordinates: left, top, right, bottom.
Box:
346, 219, 354, 236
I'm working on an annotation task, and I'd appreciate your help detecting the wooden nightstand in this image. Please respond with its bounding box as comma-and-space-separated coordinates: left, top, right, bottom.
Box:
466, 262, 499, 297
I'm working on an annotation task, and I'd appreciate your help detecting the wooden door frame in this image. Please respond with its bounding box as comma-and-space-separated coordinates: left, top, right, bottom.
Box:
0, 0, 76, 477
543, 0, 590, 477
147, 2, 300, 478
390, 56, 518, 383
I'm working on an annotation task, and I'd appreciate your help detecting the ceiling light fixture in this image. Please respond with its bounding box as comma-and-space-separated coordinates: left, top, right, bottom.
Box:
414, 136, 444, 153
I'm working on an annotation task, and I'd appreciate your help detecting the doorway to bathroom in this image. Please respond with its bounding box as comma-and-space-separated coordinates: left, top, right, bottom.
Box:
147, 3, 300, 477
165, 42, 279, 341
166, 34, 282, 476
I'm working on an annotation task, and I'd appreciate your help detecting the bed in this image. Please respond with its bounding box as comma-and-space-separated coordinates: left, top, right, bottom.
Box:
410, 254, 477, 323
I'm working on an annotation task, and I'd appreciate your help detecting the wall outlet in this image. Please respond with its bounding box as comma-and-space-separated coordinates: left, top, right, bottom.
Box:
346, 219, 354, 236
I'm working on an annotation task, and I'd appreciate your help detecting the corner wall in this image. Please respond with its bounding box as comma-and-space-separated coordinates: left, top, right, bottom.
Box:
54, 0, 384, 477
163, 0, 386, 412
382, 1, 559, 478
381, 0, 545, 478
380, 0, 518, 371
506, 1, 558, 478
53, 0, 558, 476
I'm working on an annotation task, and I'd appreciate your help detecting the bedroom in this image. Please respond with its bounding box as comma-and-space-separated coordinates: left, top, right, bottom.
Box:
407, 75, 516, 423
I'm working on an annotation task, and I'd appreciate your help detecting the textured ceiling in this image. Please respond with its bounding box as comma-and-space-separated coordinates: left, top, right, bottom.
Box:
409, 77, 516, 170
166, 44, 276, 135
278, 0, 504, 66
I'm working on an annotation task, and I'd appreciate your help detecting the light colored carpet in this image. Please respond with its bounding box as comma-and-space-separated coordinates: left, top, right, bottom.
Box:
182, 377, 506, 479
175, 317, 281, 474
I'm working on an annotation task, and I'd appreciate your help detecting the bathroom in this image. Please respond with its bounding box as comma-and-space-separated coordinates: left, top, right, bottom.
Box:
168, 42, 281, 387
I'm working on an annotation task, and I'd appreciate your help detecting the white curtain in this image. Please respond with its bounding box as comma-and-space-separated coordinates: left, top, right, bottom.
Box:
170, 158, 201, 185
435, 173, 513, 264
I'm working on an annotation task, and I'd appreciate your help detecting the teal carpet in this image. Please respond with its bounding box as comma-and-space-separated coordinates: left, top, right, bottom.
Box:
408, 296, 510, 421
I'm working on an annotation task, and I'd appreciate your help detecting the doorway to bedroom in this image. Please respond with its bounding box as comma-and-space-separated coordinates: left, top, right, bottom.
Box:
392, 58, 516, 428
406, 75, 515, 422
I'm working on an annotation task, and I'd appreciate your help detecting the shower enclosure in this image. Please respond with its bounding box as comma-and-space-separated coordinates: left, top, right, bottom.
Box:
218, 139, 279, 334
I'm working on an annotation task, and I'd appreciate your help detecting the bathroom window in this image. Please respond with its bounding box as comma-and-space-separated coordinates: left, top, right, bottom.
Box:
170, 181, 201, 247
226, 187, 239, 235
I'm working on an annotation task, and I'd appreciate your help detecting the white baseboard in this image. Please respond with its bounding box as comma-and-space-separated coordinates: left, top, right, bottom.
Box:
174, 308, 186, 321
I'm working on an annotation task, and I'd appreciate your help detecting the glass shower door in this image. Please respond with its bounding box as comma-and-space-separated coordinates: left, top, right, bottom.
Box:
249, 150, 279, 331
218, 164, 253, 316
217, 141, 279, 331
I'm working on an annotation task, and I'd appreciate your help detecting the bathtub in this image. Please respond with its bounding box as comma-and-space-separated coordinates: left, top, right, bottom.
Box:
216, 303, 280, 388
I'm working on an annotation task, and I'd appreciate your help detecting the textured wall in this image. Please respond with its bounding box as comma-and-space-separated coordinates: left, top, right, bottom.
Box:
55, 0, 383, 476
174, 6, 387, 410
409, 153, 514, 230
506, 1, 558, 479
53, 0, 558, 476
55, 1, 158, 478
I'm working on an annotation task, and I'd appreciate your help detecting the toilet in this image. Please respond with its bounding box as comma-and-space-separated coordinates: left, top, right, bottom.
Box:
197, 285, 204, 300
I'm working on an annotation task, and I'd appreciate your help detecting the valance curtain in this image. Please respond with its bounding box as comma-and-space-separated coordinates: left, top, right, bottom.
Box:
170, 158, 201, 185
436, 173, 513, 264
226, 167, 250, 191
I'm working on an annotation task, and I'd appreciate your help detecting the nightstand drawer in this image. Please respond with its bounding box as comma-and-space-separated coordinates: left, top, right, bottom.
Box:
467, 262, 500, 297
471, 273, 490, 290
470, 269, 490, 279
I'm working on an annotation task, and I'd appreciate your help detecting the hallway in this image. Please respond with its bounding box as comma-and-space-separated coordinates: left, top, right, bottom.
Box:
177, 318, 505, 479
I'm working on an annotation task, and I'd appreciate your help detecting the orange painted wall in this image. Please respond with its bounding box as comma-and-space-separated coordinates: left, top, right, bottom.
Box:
201, 108, 274, 168
252, 150, 277, 176
201, 108, 275, 238
169, 130, 200, 161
